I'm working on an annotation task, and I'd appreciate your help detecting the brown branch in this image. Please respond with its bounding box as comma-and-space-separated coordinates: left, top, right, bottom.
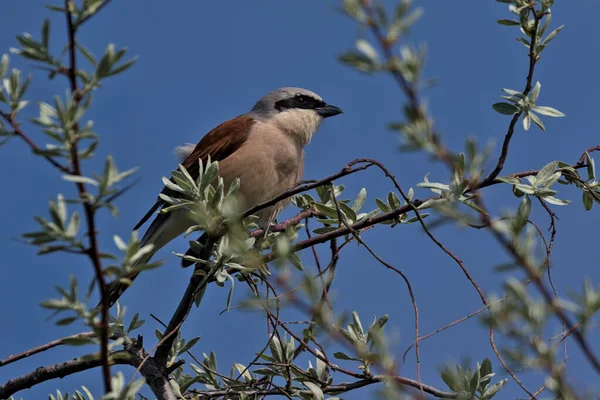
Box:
65, 0, 111, 392
0, 351, 131, 399
481, 6, 542, 186
153, 237, 215, 366
0, 331, 95, 367
242, 159, 377, 219
0, 109, 70, 172
191, 374, 458, 399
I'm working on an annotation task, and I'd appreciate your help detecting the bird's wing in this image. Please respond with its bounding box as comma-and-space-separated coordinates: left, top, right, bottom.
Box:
133, 115, 256, 230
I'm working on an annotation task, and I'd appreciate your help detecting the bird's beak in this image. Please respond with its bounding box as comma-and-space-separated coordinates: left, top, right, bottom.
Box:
316, 104, 343, 118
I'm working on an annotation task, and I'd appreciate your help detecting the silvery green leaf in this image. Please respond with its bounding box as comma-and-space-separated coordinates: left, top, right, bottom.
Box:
496, 176, 520, 185
356, 39, 379, 62
312, 226, 338, 234
161, 177, 185, 193
352, 311, 364, 335
529, 112, 545, 131
492, 102, 519, 115
269, 336, 283, 363
338, 51, 377, 74
541, 24, 564, 47
62, 174, 99, 186
303, 382, 324, 400
113, 235, 127, 252
516, 37, 530, 48
522, 113, 531, 130
481, 379, 507, 399
536, 161, 558, 186
583, 191, 594, 211
529, 81, 541, 102
542, 196, 571, 206
351, 188, 367, 211
531, 105, 565, 117
0, 54, 8, 78
514, 184, 535, 194
375, 198, 390, 212
497, 19, 519, 26
501, 88, 526, 98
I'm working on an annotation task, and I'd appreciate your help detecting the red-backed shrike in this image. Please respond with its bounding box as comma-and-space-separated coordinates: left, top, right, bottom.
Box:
105, 87, 342, 307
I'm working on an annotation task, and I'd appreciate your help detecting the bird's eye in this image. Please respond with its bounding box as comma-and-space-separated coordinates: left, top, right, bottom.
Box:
295, 95, 306, 103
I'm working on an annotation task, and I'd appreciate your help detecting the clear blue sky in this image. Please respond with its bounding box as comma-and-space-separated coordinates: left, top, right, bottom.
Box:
1, 1, 599, 398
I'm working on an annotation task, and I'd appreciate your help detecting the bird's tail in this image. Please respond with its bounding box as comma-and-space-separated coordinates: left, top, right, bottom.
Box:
100, 212, 188, 309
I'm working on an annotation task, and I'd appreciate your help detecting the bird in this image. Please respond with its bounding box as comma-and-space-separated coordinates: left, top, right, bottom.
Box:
103, 87, 343, 308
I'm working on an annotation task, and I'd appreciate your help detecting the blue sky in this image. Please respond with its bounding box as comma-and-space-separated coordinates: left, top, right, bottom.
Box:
1, 1, 599, 398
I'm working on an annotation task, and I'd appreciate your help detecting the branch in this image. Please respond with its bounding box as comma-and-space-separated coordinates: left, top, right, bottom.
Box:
242, 159, 376, 219
0, 110, 70, 172
475, 196, 600, 376
0, 331, 95, 367
0, 352, 131, 399
192, 374, 458, 399
124, 336, 178, 400
64, 0, 111, 392
153, 237, 216, 366
481, 6, 542, 186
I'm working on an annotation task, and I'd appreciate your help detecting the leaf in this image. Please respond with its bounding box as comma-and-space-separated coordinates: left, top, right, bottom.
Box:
481, 379, 507, 399
583, 191, 594, 211
356, 39, 379, 62
61, 337, 96, 346
178, 336, 201, 355
303, 382, 324, 400
522, 113, 531, 130
492, 102, 519, 115
531, 105, 565, 117
536, 161, 558, 186
333, 351, 359, 361
542, 196, 571, 206
62, 174, 99, 186
497, 19, 520, 26
529, 112, 545, 131
541, 24, 564, 47
529, 81, 541, 102
351, 188, 367, 211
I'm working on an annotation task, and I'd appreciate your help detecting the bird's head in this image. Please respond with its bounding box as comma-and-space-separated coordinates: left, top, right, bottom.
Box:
249, 87, 343, 145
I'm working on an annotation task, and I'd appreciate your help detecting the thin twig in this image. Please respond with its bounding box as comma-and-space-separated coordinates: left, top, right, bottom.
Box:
481, 6, 542, 186
0, 351, 131, 398
65, 0, 111, 392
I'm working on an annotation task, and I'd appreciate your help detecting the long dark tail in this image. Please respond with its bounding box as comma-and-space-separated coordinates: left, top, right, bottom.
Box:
98, 212, 185, 309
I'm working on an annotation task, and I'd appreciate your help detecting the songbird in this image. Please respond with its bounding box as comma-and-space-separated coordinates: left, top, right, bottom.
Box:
104, 87, 343, 307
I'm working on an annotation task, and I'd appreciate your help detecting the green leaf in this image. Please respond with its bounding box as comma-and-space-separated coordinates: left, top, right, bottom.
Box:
529, 112, 545, 131
492, 102, 519, 115
355, 39, 379, 62
542, 196, 571, 206
62, 174, 99, 186
497, 19, 520, 26
178, 336, 201, 355
303, 382, 324, 400
583, 191, 594, 211
529, 81, 541, 102
536, 161, 558, 186
481, 379, 507, 399
541, 24, 564, 47
522, 113, 531, 130
351, 188, 367, 212
333, 351, 359, 361
61, 337, 96, 346
531, 105, 565, 117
